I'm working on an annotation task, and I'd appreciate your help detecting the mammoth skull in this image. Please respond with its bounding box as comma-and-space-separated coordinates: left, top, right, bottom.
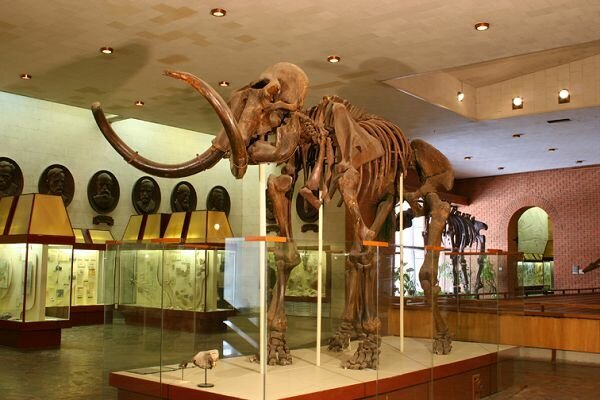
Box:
91, 62, 309, 179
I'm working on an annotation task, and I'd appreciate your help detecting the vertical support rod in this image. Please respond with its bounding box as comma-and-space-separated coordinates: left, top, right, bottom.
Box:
258, 164, 267, 377
398, 173, 404, 352
316, 190, 324, 366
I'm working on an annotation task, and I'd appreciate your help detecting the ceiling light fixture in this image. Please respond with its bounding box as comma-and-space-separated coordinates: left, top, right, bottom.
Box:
548, 148, 557, 152
512, 96, 523, 110
327, 55, 341, 63
474, 22, 490, 31
134, 100, 145, 107
464, 156, 472, 160
457, 91, 465, 102
497, 167, 505, 170
558, 88, 570, 104
20, 73, 32, 80
100, 47, 114, 55
512, 133, 523, 138
210, 8, 226, 17
218, 80, 230, 87
576, 160, 584, 164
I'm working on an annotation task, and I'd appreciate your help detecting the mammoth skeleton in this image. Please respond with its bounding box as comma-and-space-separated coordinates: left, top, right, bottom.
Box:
92, 62, 455, 369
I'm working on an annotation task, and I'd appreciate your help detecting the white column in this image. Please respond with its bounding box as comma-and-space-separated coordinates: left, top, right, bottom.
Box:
258, 164, 267, 375
398, 174, 404, 352
316, 190, 324, 366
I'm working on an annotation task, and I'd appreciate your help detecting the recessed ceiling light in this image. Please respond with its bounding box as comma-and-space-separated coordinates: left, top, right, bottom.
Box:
497, 167, 505, 170
576, 160, 584, 164
512, 133, 523, 138
512, 96, 523, 110
210, 8, 226, 17
558, 88, 570, 104
464, 156, 472, 160
548, 148, 557, 152
474, 22, 490, 31
100, 47, 114, 55
327, 55, 341, 63
457, 91, 465, 102
218, 80, 230, 87
134, 100, 144, 107
20, 73, 32, 80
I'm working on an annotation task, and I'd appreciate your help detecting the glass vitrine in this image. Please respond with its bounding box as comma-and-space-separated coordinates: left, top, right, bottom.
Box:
0, 194, 74, 348
68, 228, 115, 325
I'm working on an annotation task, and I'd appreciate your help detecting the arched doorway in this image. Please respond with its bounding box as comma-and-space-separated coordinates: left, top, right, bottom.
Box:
509, 206, 554, 295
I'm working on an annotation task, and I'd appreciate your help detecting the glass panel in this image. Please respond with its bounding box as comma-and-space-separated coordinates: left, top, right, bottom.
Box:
103, 241, 165, 399
0, 243, 27, 322
72, 249, 101, 306
45, 245, 73, 317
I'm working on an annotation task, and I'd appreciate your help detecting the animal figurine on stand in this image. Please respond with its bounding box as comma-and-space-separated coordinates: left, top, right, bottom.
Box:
91, 62, 455, 368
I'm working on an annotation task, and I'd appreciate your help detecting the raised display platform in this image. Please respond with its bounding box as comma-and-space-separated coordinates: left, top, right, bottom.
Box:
111, 337, 513, 400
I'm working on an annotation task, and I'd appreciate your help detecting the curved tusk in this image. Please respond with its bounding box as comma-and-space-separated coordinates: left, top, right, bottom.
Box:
164, 70, 248, 179
91, 102, 224, 178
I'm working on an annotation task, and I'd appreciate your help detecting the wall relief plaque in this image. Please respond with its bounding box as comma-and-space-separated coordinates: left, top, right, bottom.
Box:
0, 157, 24, 197
132, 176, 161, 215
38, 164, 75, 206
206, 185, 231, 217
170, 181, 197, 212
87, 170, 120, 213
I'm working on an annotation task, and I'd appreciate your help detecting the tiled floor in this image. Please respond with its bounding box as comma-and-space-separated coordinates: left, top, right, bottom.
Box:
0, 325, 598, 399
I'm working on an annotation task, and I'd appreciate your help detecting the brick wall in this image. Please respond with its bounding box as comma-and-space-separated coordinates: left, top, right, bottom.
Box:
454, 164, 600, 290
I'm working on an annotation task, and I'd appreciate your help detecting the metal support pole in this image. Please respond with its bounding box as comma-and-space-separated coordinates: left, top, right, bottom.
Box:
316, 190, 324, 366
258, 164, 267, 376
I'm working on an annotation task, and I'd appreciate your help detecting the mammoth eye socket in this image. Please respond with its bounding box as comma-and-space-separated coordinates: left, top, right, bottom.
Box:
250, 79, 270, 89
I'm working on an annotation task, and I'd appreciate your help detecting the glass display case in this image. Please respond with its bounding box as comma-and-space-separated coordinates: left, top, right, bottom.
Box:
111, 211, 235, 334
0, 194, 75, 348
70, 228, 115, 325
102, 235, 509, 400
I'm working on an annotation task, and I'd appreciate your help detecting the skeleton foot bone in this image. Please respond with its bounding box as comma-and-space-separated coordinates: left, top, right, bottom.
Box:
343, 334, 381, 370
328, 321, 354, 352
432, 329, 452, 355
267, 330, 292, 366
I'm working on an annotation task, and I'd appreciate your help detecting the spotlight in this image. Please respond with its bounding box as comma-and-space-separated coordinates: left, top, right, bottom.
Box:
20, 73, 32, 80
134, 100, 145, 107
457, 91, 465, 102
218, 80, 230, 87
100, 47, 114, 54
474, 22, 490, 31
512, 133, 523, 138
464, 156, 472, 160
576, 160, 584, 164
497, 167, 505, 170
548, 148, 557, 152
327, 55, 341, 63
558, 89, 570, 104
512, 96, 523, 110
210, 8, 226, 17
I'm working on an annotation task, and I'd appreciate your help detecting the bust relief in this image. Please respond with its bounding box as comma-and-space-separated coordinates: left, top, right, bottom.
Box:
132, 176, 161, 214
38, 164, 75, 206
171, 181, 197, 212
88, 170, 120, 213
0, 158, 23, 197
